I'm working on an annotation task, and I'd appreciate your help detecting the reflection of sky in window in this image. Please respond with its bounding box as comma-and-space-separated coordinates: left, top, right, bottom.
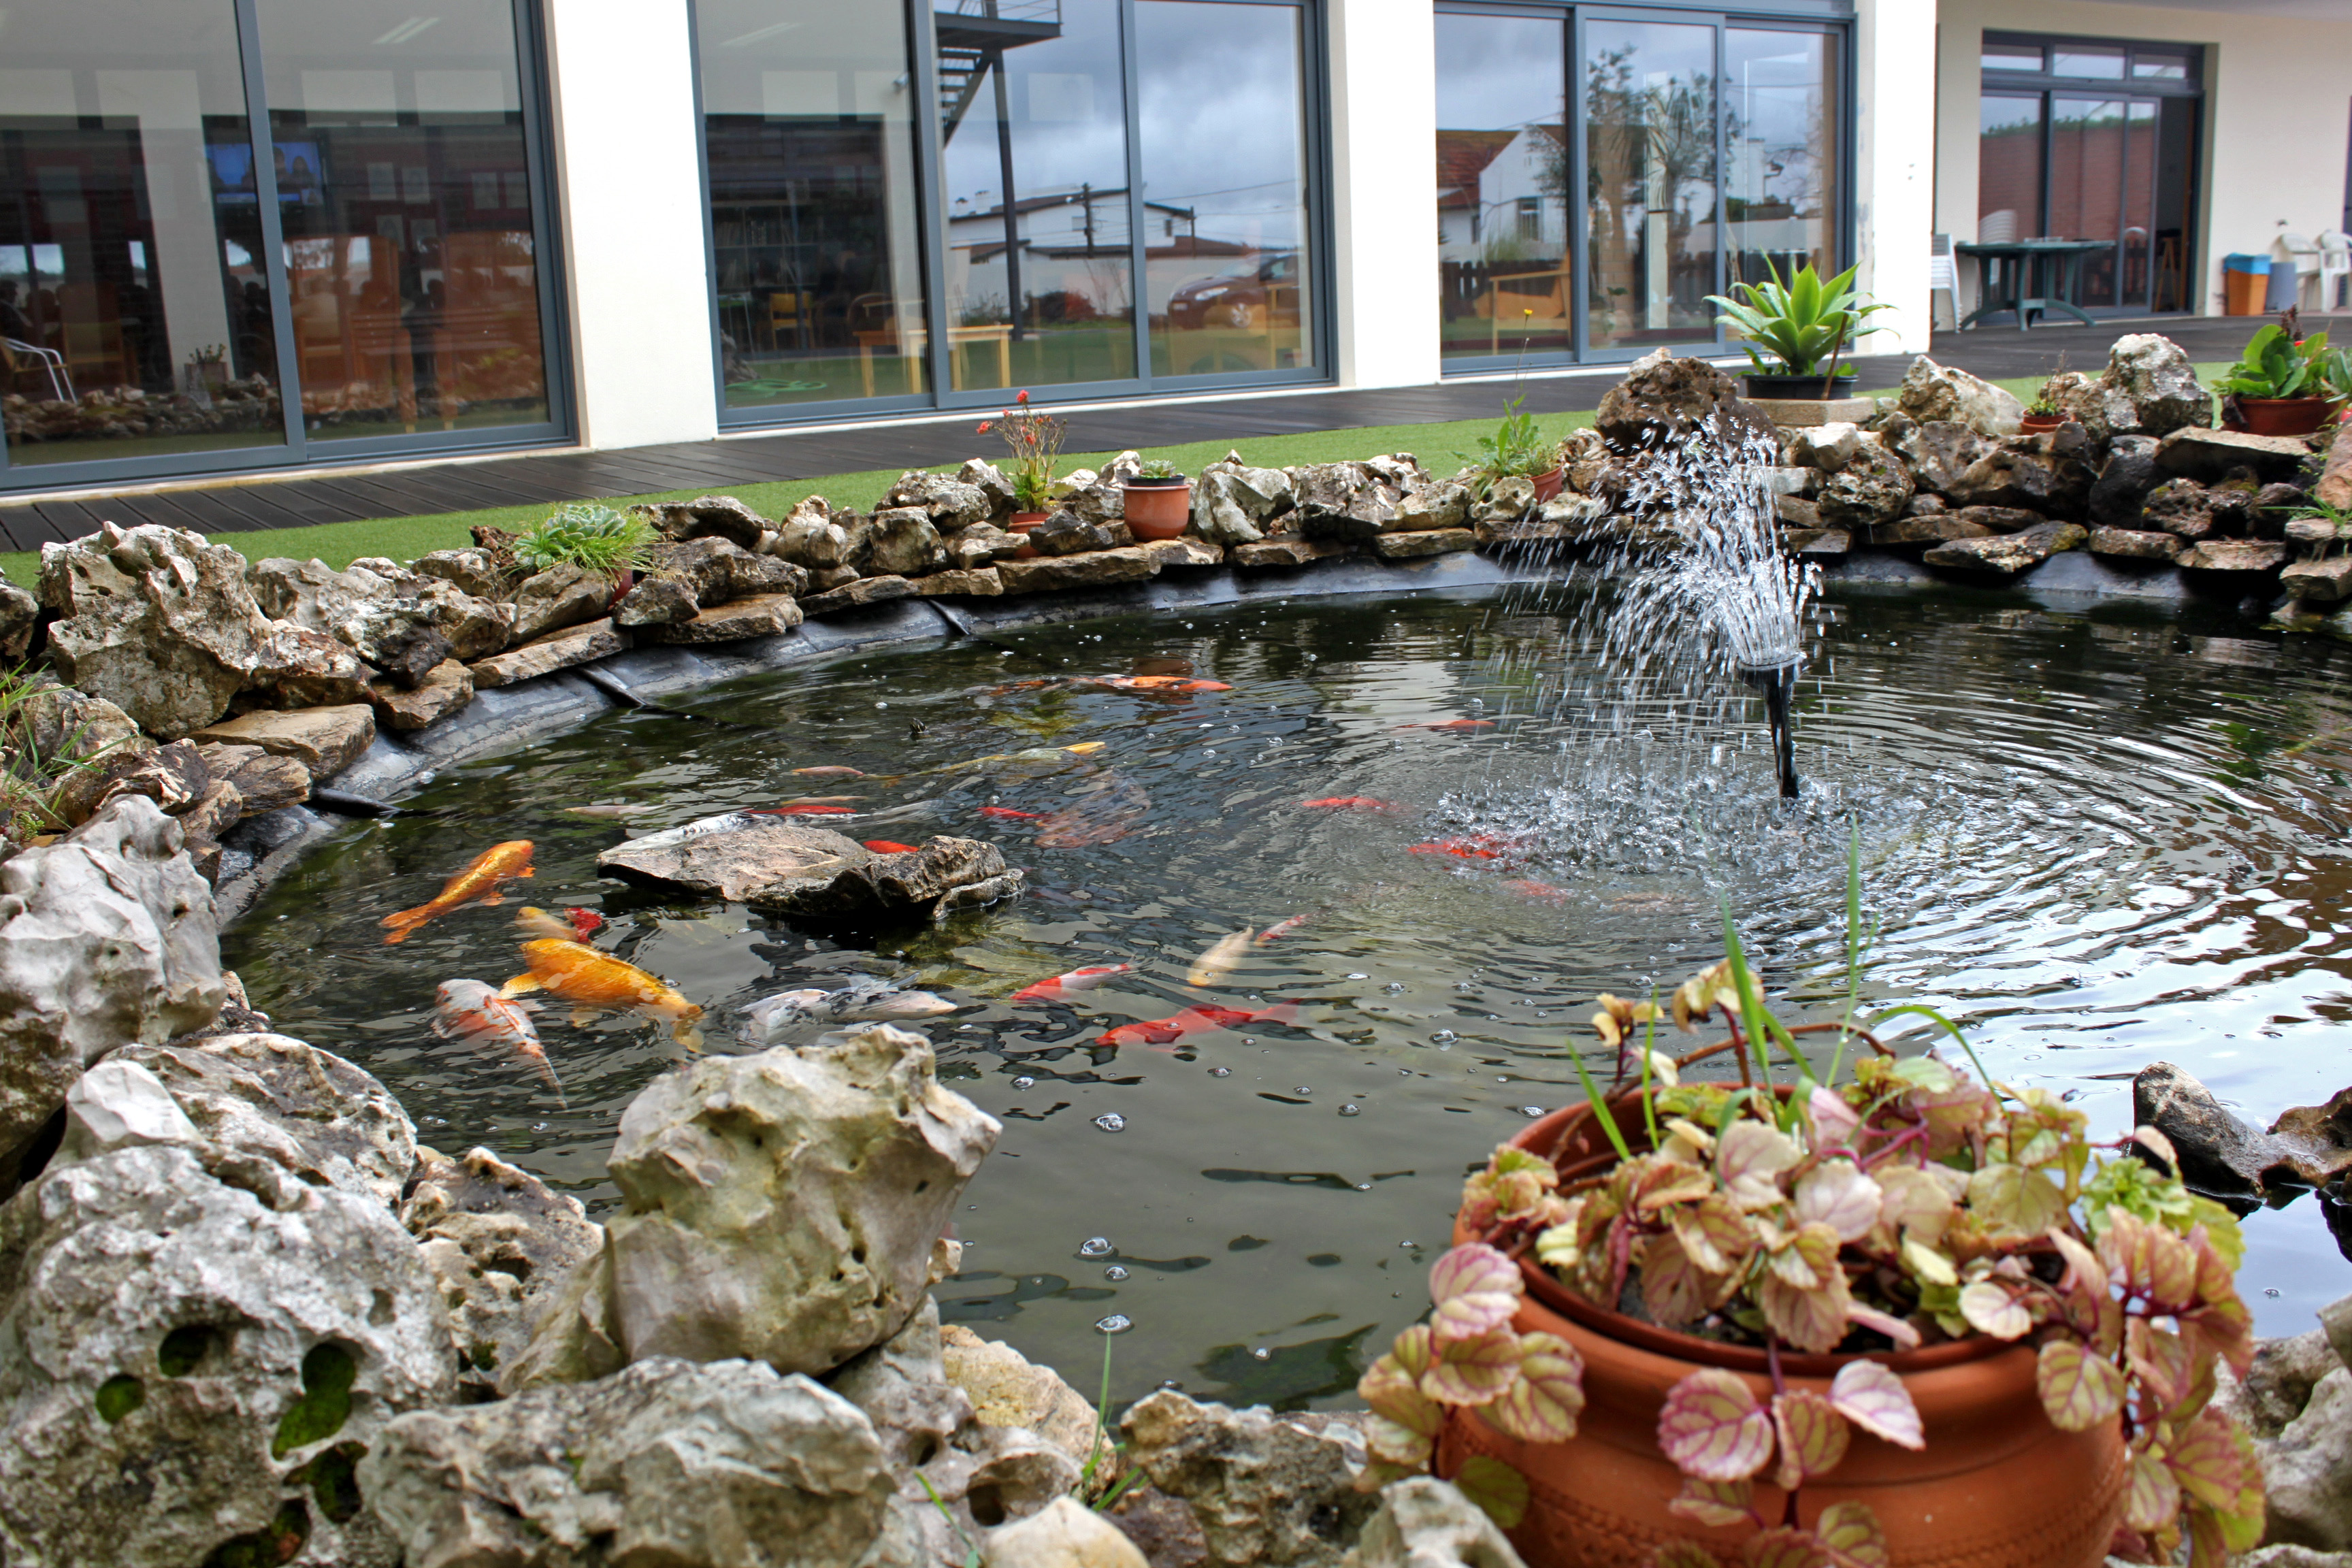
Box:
0, 244, 69, 280
1436, 13, 1561, 133
1135, 2, 1305, 252
941, 0, 1126, 214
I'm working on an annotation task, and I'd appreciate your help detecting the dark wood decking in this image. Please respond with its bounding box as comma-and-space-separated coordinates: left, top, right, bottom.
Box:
0, 317, 2266, 551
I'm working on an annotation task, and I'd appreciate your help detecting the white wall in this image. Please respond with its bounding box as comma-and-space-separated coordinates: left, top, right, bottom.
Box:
1854, 0, 1941, 355
1325, 0, 1440, 389
1935, 0, 2352, 317
543, 0, 719, 450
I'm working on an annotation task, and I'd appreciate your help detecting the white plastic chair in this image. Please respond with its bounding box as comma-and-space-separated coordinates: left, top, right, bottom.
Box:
1978, 210, 2019, 244
3, 337, 74, 402
2278, 232, 2321, 310
2319, 230, 2351, 312
1929, 233, 1959, 330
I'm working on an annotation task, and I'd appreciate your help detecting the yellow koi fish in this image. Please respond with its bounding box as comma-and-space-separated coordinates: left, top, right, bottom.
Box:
502, 936, 704, 1050
382, 840, 535, 945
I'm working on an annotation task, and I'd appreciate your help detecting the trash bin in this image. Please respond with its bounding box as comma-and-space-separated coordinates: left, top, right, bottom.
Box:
2223, 254, 2270, 316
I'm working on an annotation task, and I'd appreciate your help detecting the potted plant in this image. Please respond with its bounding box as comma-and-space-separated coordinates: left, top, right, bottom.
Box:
1122, 459, 1192, 540
1705, 261, 1890, 402
979, 391, 1066, 557
2219, 310, 2345, 436
512, 501, 655, 606
1475, 395, 1566, 503
1358, 887, 2264, 1568
2021, 395, 2068, 434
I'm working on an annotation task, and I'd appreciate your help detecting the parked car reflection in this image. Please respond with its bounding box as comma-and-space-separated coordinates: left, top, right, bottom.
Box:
1166, 253, 1301, 331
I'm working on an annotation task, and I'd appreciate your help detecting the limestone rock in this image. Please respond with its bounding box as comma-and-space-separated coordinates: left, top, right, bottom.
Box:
1882, 416, 1998, 496
1140, 536, 1226, 569
468, 618, 628, 689
642, 537, 808, 607
1106, 1488, 1211, 1568
508, 563, 612, 643
401, 1145, 602, 1398
2156, 427, 2315, 484
960, 458, 1019, 517
986, 1498, 1152, 1568
917, 568, 1007, 597
642, 493, 775, 551
2143, 478, 2222, 540
941, 1324, 1110, 1470
1781, 527, 1851, 557
1342, 1477, 1526, 1568
1596, 349, 1776, 452
599, 822, 1018, 923
1922, 521, 2086, 574
2221, 1330, 2345, 1440
57, 1057, 199, 1162
951, 525, 1027, 569
2134, 1060, 2285, 1198
0, 797, 221, 1168
1944, 426, 2100, 514
191, 704, 376, 780
2235, 1549, 2352, 1568
2089, 434, 2162, 527
2319, 429, 2352, 512
1466, 476, 1538, 526
1232, 538, 1349, 569
2101, 333, 2212, 438
865, 507, 948, 578
1394, 483, 1471, 533
2270, 1088, 2352, 1187
1895, 356, 2025, 436
248, 555, 494, 684
1192, 459, 1293, 546
1944, 506, 2046, 534
998, 549, 1164, 593
2266, 1367, 2352, 1552
247, 619, 378, 710
363, 1357, 894, 1568
1032, 510, 1135, 557
2179, 540, 2288, 572
39, 523, 282, 738
887, 471, 994, 532
2088, 526, 2185, 563
802, 575, 917, 616
1874, 514, 1997, 545
86, 737, 210, 817
1292, 459, 1419, 539
197, 742, 310, 815
368, 659, 475, 732
508, 1025, 999, 1387
1120, 1392, 1377, 1568
0, 1140, 454, 1568
1784, 422, 1873, 474
410, 547, 502, 598
1814, 439, 1914, 530
20, 683, 146, 828
116, 1030, 416, 1207
1373, 528, 1475, 560
774, 498, 857, 569
639, 591, 804, 644
611, 572, 699, 627
0, 578, 37, 662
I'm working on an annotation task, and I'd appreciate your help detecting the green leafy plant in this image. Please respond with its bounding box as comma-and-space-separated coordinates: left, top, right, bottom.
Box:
1705, 260, 1891, 380
1360, 878, 2262, 1565
978, 391, 1067, 512
1473, 395, 1559, 483
2025, 395, 2063, 419
2219, 314, 2338, 401
512, 502, 655, 577
1133, 459, 1183, 482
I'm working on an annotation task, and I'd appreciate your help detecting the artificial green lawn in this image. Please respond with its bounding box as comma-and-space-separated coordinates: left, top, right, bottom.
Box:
0, 365, 2228, 591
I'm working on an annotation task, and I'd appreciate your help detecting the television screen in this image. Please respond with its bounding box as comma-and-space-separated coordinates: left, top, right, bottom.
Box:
205, 140, 327, 206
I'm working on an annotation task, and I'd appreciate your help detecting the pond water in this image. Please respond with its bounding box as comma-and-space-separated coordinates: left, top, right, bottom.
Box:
225, 584, 2352, 1409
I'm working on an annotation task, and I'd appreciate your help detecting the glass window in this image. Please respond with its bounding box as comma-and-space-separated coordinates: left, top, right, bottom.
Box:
1978, 95, 2044, 242
1137, 0, 1314, 380
1982, 42, 2043, 73
935, 0, 1134, 393
2130, 49, 2191, 82
255, 0, 551, 440
1725, 29, 1841, 294
2051, 46, 2125, 80
2048, 97, 2125, 304
1584, 18, 1718, 352
1, 0, 285, 467
1435, 11, 1567, 365
695, 1, 927, 410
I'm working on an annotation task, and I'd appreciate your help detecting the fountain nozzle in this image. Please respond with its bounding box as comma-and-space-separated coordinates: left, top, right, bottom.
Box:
1737, 655, 1801, 800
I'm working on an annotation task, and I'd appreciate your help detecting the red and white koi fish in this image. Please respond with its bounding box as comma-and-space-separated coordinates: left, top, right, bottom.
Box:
431, 979, 564, 1105
1010, 963, 1135, 1003
1301, 796, 1405, 813
1408, 834, 1522, 862
1098, 1002, 1297, 1049
979, 806, 1045, 821
516, 906, 607, 941
1257, 913, 1311, 943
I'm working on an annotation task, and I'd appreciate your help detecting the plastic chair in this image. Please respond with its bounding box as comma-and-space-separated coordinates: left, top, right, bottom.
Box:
2319, 230, 2351, 312
3, 336, 76, 402
1978, 210, 2019, 244
1929, 233, 1959, 330
2277, 233, 2321, 310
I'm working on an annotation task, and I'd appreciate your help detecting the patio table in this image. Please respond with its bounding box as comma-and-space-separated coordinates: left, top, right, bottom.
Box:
1954, 239, 2109, 330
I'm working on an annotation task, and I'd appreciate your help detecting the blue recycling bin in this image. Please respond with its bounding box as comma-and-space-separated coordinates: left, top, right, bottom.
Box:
2223, 253, 2270, 315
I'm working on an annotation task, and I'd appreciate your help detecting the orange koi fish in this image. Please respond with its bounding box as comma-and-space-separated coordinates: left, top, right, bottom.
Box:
502, 938, 704, 1049
1302, 796, 1404, 813
1081, 675, 1232, 695
1098, 1002, 1296, 1049
1258, 913, 1311, 943
516, 906, 606, 942
1503, 879, 1569, 901
863, 840, 921, 854
382, 840, 535, 944
431, 979, 565, 1105
979, 806, 1045, 821
1408, 834, 1520, 861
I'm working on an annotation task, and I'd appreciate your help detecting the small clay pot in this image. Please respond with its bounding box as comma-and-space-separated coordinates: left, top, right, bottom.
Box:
2019, 413, 2066, 434
1121, 478, 1192, 541
1009, 510, 1049, 559
1441, 1098, 2127, 1568
2225, 396, 2334, 438
1531, 467, 1566, 504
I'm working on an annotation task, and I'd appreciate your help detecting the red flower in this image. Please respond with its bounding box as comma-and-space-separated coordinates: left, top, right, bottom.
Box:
977, 422, 992, 433
1016, 389, 1030, 404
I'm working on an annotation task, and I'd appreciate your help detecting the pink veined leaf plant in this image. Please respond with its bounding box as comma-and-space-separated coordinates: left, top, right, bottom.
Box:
1358, 932, 2265, 1567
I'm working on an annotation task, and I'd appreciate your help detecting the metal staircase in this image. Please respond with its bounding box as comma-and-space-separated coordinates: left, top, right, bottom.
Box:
934, 0, 1061, 144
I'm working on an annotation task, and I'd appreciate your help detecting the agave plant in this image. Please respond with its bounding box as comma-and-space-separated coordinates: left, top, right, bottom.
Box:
1705, 261, 1891, 379
511, 502, 655, 578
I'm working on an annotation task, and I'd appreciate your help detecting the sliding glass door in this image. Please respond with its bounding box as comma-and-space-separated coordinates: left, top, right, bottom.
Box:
1434, 5, 1847, 375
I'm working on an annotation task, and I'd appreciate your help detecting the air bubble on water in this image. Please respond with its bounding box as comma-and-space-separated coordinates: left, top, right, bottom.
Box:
1396, 1068, 1411, 1076
1521, 1106, 1547, 1118
1209, 1066, 1232, 1077
2266, 1287, 2282, 1298
1093, 1113, 1126, 1132
1158, 1378, 1183, 1390
1354, 1181, 1371, 1191
875, 701, 887, 708
1105, 1266, 1130, 1281
1249, 1347, 1271, 1362
1399, 1240, 1420, 1249
1348, 973, 1369, 981
1384, 982, 1405, 994
1079, 1237, 1113, 1257
1431, 1030, 1457, 1045
1455, 981, 1476, 994
1294, 1086, 1311, 1095
1339, 1104, 1361, 1117
1095, 1314, 1133, 1335
1012, 1076, 1036, 1090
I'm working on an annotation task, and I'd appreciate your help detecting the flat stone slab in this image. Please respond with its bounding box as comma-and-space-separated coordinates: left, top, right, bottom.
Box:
912, 568, 1004, 597
638, 591, 803, 644
1923, 522, 2087, 574
996, 548, 1162, 593
1137, 536, 1224, 569
2155, 426, 2315, 483
191, 704, 376, 780
1371, 528, 1475, 560
368, 660, 475, 732
2087, 526, 2185, 563
1745, 395, 1878, 428
469, 619, 628, 689
798, 576, 913, 617
1232, 537, 1350, 568
2282, 554, 2352, 602
1875, 514, 1995, 544
1780, 527, 1851, 556
2177, 540, 2288, 572
598, 819, 1020, 919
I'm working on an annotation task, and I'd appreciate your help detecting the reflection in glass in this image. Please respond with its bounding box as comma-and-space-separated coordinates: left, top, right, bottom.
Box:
1977, 94, 2044, 244
2121, 101, 2157, 310
1981, 42, 2042, 72
1724, 31, 1840, 293
2051, 47, 2125, 80
1138, 1, 1312, 380
1434, 12, 1568, 363
1585, 20, 1718, 351
256, 0, 550, 440
696, 1, 928, 409
934, 0, 1134, 392
2049, 97, 2125, 306
1, 0, 285, 466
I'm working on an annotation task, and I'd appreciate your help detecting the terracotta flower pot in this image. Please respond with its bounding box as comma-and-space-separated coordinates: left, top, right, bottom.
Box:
2224, 396, 2334, 437
1531, 467, 1567, 504
1441, 1101, 2127, 1568
2019, 414, 2066, 434
1121, 479, 1193, 540
1009, 510, 1049, 559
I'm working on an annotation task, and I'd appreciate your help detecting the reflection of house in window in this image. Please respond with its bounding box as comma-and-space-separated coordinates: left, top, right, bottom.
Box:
1516, 196, 1542, 239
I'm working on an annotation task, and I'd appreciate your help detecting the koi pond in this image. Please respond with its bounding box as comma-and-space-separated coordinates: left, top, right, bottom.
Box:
226, 585, 2352, 1408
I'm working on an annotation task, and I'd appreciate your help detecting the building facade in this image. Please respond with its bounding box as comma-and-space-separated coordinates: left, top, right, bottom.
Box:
1, 0, 2346, 496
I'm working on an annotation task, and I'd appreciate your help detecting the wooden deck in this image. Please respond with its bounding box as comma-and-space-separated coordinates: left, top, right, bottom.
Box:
0, 317, 2264, 551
